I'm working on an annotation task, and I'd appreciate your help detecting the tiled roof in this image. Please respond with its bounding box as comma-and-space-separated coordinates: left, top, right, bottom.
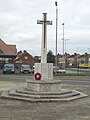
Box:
0, 39, 16, 55
14, 51, 34, 61
78, 54, 85, 58
69, 55, 76, 58
78, 54, 90, 58
69, 53, 79, 58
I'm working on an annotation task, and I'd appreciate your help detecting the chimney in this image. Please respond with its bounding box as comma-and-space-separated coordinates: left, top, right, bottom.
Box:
23, 50, 26, 53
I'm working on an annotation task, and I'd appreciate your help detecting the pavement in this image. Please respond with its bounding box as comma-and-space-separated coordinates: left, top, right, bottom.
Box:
0, 75, 90, 120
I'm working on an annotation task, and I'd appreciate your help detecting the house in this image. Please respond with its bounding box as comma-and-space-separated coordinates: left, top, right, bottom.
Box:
77, 53, 90, 67
57, 53, 70, 68
34, 56, 41, 63
55, 53, 63, 67
0, 39, 17, 65
77, 53, 89, 64
14, 50, 36, 67
67, 53, 79, 67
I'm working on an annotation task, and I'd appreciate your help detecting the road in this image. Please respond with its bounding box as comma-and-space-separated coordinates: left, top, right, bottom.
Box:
0, 74, 90, 87
62, 79, 90, 86
66, 68, 90, 73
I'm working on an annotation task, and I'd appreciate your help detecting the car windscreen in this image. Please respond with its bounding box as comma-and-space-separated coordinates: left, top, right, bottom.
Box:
53, 66, 60, 70
4, 64, 14, 68
21, 65, 30, 69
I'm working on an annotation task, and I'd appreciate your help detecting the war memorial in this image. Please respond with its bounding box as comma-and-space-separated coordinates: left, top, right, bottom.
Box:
1, 13, 87, 102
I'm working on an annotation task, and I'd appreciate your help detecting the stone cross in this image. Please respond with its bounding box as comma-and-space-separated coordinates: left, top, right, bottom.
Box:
37, 13, 52, 63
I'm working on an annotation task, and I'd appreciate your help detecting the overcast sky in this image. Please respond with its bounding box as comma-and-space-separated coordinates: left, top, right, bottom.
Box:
0, 0, 90, 56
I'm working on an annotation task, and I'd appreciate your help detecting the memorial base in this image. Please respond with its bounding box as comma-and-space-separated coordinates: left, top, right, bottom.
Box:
1, 79, 88, 102
26, 79, 62, 92
34, 63, 53, 80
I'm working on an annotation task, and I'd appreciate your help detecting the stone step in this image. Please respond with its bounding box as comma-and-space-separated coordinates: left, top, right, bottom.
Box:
17, 88, 73, 95
1, 90, 88, 102
9, 88, 80, 99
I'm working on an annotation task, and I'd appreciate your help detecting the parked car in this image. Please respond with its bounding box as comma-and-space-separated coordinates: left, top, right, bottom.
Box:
21, 64, 32, 74
53, 66, 66, 74
3, 64, 15, 74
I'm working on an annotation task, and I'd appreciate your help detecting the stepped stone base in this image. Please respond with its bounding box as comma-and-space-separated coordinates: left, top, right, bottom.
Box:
1, 79, 88, 102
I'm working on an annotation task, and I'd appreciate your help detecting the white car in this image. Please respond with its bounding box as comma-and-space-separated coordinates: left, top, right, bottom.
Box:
21, 64, 32, 74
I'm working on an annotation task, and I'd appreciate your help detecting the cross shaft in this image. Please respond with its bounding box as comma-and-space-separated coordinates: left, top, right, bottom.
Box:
37, 13, 52, 63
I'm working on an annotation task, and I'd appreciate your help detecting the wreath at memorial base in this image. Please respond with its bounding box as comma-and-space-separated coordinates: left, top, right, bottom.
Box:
34, 72, 41, 80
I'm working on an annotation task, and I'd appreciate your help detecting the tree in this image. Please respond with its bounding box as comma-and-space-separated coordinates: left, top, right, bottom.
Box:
47, 50, 55, 63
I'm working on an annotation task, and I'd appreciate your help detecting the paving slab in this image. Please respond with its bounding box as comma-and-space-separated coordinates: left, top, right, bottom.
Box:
0, 110, 11, 118
0, 118, 10, 120
12, 117, 32, 120
11, 110, 32, 117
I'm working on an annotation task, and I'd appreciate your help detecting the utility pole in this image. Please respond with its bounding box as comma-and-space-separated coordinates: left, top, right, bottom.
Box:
62, 23, 65, 68
55, 1, 58, 66
64, 39, 69, 53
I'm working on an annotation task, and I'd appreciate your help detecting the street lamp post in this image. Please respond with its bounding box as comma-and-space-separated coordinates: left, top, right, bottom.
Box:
55, 1, 58, 66
62, 23, 65, 67
64, 39, 69, 53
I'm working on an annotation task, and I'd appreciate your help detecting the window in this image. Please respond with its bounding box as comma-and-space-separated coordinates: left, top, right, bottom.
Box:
25, 56, 28, 60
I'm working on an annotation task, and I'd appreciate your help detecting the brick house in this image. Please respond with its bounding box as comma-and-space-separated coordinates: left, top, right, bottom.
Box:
14, 50, 36, 67
57, 53, 70, 68
67, 53, 79, 67
55, 53, 63, 67
77, 53, 90, 67
34, 56, 41, 63
0, 39, 17, 65
77, 53, 89, 64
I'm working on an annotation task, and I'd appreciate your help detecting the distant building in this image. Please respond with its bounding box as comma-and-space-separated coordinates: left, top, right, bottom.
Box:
34, 56, 41, 63
0, 39, 17, 65
56, 53, 63, 67
77, 53, 89, 64
77, 53, 90, 67
58, 53, 70, 68
14, 50, 36, 67
68, 53, 79, 67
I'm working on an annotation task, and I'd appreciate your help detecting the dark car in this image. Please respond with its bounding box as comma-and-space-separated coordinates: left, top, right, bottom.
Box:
21, 64, 32, 74
53, 66, 66, 74
3, 64, 15, 74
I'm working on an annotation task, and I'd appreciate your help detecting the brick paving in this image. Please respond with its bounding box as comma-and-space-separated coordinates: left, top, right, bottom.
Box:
0, 76, 90, 120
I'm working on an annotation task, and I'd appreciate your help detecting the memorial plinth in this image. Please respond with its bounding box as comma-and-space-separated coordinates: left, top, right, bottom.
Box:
26, 79, 62, 92
34, 63, 53, 80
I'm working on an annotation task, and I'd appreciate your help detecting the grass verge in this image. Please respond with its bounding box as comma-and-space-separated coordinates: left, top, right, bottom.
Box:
54, 73, 90, 76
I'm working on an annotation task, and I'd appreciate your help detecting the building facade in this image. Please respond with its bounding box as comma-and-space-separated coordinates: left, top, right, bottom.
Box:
14, 50, 36, 67
0, 39, 17, 66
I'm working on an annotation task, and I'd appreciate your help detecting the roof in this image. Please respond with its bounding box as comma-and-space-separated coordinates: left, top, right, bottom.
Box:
0, 39, 16, 55
14, 50, 34, 61
78, 54, 85, 58
69, 53, 79, 58
78, 53, 90, 58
